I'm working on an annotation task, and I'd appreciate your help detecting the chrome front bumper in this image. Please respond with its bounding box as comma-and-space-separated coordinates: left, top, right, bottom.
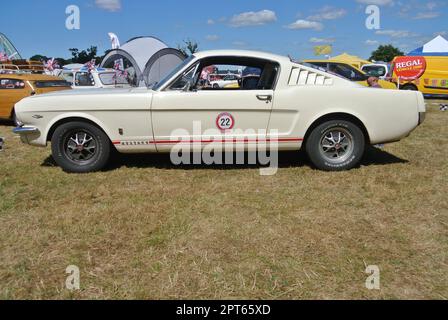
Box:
12, 126, 40, 134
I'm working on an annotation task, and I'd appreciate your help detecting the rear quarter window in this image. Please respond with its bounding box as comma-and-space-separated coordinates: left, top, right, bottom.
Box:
34, 80, 71, 88
0, 78, 25, 89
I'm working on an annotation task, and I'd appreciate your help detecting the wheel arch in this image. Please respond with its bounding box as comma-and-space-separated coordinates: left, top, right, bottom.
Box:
303, 112, 371, 145
46, 115, 113, 143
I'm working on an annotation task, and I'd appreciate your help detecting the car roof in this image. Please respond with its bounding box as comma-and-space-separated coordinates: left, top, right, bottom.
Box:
0, 73, 63, 81
303, 59, 366, 72
193, 50, 291, 64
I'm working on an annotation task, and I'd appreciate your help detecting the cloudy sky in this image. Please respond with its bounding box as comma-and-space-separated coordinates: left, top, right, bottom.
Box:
1, 0, 446, 59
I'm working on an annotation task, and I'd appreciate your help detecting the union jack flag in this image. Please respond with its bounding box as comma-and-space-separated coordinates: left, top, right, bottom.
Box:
44, 58, 60, 72
0, 52, 8, 62
84, 59, 97, 73
113, 61, 128, 79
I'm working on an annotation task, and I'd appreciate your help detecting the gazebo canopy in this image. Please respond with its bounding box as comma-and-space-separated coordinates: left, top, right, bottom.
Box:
407, 35, 448, 56
101, 36, 186, 87
330, 53, 371, 69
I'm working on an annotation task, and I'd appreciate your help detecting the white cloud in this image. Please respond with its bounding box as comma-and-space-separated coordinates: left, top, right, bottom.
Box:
356, 0, 394, 5
375, 30, 418, 38
95, 0, 121, 12
413, 12, 440, 19
365, 39, 379, 45
205, 35, 219, 41
285, 20, 324, 31
308, 7, 347, 21
207, 19, 215, 25
229, 10, 277, 27
309, 37, 335, 43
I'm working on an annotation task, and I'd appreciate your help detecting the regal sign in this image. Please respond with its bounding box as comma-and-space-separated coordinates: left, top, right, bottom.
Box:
394, 56, 427, 81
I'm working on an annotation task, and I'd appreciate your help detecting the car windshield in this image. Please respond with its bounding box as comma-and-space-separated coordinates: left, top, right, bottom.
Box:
99, 72, 129, 85
151, 55, 195, 90
362, 65, 386, 77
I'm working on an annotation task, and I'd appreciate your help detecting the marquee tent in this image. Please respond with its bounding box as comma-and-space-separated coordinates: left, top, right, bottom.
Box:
330, 53, 371, 69
407, 35, 448, 56
100, 36, 186, 87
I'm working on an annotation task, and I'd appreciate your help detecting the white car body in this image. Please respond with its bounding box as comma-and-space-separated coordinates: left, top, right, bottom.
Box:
209, 74, 240, 88
58, 64, 131, 89
13, 50, 425, 171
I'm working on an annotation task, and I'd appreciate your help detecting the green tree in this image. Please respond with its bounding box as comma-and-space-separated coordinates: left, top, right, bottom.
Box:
177, 39, 199, 56
69, 46, 100, 64
369, 45, 404, 62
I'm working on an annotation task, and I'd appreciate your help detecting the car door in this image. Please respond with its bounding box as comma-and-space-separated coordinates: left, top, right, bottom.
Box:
0, 78, 30, 119
151, 57, 278, 151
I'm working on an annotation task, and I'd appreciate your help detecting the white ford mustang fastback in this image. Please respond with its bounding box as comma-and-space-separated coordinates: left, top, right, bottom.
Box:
13, 50, 426, 173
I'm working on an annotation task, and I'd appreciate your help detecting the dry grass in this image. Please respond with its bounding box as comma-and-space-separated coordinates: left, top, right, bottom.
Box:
0, 100, 447, 300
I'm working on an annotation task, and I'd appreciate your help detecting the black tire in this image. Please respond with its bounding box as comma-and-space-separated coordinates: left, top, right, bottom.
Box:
213, 83, 220, 89
305, 120, 365, 171
401, 84, 418, 91
51, 121, 111, 173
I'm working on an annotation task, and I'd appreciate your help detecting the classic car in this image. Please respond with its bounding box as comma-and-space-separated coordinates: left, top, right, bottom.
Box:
12, 50, 425, 173
303, 59, 397, 89
0, 72, 71, 124
209, 74, 240, 88
57, 64, 131, 89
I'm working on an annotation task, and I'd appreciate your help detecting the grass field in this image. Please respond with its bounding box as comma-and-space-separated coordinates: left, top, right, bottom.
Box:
0, 100, 447, 299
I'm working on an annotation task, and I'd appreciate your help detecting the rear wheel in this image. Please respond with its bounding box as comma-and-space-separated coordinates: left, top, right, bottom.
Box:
305, 120, 365, 171
51, 121, 111, 173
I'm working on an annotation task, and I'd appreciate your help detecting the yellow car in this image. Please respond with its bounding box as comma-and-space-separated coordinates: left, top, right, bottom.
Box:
0, 73, 71, 123
304, 59, 397, 89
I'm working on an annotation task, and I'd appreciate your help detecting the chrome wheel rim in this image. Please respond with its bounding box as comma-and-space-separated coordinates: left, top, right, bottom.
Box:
319, 127, 354, 163
64, 130, 97, 164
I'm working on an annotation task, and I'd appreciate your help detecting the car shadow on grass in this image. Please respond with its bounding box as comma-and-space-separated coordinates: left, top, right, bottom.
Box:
41, 146, 408, 171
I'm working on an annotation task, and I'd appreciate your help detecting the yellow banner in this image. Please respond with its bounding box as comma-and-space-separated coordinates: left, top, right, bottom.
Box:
314, 45, 332, 56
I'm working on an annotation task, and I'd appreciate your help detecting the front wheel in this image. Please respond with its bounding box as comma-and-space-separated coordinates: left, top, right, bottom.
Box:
51, 121, 111, 173
305, 120, 365, 171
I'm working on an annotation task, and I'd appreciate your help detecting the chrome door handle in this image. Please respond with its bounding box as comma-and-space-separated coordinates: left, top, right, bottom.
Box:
256, 94, 272, 102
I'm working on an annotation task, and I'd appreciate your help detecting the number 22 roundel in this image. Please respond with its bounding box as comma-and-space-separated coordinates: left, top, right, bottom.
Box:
216, 112, 235, 131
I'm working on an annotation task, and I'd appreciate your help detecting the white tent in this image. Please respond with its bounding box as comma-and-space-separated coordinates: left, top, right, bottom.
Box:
407, 35, 448, 56
101, 36, 185, 87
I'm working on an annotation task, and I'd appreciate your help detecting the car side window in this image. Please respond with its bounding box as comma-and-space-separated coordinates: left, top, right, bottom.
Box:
168, 63, 199, 91
192, 57, 279, 91
0, 78, 25, 89
75, 72, 94, 86
61, 72, 74, 85
330, 64, 367, 81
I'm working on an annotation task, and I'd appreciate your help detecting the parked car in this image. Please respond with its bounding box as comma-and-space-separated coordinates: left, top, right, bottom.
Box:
361, 63, 390, 80
304, 59, 396, 89
0, 72, 71, 123
13, 50, 425, 173
209, 74, 240, 88
58, 64, 131, 89
390, 55, 448, 98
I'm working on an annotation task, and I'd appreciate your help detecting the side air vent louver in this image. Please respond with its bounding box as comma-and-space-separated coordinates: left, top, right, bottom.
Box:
289, 68, 333, 86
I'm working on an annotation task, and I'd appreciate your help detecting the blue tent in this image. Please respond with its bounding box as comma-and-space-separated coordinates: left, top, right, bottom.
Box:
407, 35, 448, 56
